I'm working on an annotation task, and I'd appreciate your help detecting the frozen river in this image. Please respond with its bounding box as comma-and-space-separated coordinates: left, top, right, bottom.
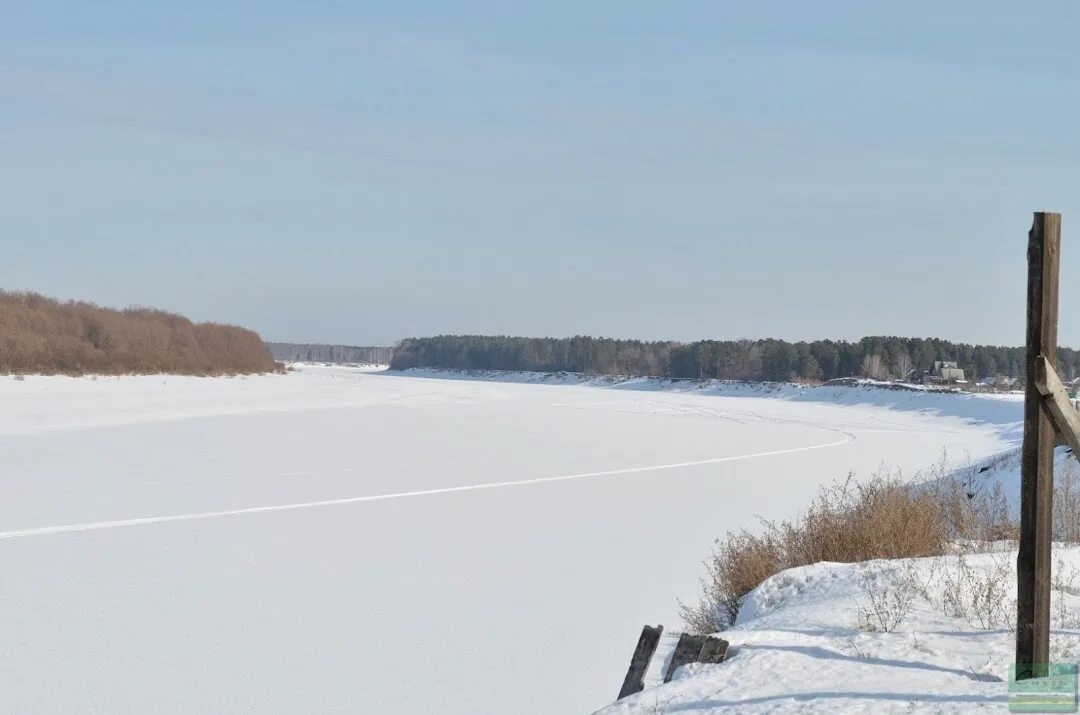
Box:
0, 367, 1017, 714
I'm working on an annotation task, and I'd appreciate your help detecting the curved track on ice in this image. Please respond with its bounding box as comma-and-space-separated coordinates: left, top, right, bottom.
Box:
0, 431, 854, 540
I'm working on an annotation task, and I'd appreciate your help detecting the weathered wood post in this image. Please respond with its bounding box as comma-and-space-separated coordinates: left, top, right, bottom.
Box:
663, 634, 729, 683
618, 625, 663, 699
664, 634, 707, 683
1016, 211, 1061, 679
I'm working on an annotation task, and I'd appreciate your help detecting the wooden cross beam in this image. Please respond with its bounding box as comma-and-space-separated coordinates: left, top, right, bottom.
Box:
1034, 355, 1080, 456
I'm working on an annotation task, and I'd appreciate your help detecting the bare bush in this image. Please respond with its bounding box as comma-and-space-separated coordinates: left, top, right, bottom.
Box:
920, 453, 1017, 546
1055, 461, 1080, 542
681, 450, 1076, 634
1052, 558, 1080, 629
0, 290, 275, 376
680, 469, 947, 633
923, 450, 1080, 546
857, 561, 927, 633
681, 532, 783, 632
936, 552, 1015, 631
860, 549, 1066, 636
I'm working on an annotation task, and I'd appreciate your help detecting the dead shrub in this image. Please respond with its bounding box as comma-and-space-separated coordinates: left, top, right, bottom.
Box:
936, 552, 1015, 631
921, 454, 1017, 546
680, 469, 947, 633
857, 561, 930, 633
682, 450, 1080, 634
1054, 461, 1080, 542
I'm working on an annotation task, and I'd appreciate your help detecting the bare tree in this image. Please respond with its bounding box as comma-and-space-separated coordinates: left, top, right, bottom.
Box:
860, 353, 887, 380
893, 351, 915, 380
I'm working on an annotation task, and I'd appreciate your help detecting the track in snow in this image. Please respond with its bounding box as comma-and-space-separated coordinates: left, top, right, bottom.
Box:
0, 433, 853, 541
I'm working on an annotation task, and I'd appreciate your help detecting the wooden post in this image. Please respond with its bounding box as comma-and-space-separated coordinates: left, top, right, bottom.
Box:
697, 636, 730, 665
662, 634, 730, 683
618, 625, 663, 699
1017, 212, 1061, 679
664, 634, 707, 683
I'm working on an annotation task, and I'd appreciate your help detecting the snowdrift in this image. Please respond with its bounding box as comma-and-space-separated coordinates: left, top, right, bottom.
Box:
595, 546, 1080, 714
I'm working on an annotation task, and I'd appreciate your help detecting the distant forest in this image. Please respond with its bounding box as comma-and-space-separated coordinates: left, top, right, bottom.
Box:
0, 291, 276, 376
391, 335, 1080, 383
266, 343, 392, 364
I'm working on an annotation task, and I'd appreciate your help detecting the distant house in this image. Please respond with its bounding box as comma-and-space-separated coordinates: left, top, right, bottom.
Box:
977, 375, 1020, 391
927, 360, 966, 384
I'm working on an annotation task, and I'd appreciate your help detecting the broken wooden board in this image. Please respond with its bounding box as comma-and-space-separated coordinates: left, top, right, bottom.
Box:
697, 637, 730, 665
664, 634, 707, 683
663, 634, 730, 683
618, 625, 731, 699
617, 625, 663, 700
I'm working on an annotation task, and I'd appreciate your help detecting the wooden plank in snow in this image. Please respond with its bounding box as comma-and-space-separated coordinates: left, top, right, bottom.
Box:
618, 625, 663, 699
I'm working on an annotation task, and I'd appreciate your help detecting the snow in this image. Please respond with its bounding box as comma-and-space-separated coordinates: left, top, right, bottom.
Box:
949, 443, 1080, 520
0, 367, 1024, 713
595, 546, 1080, 714
399, 369, 1025, 444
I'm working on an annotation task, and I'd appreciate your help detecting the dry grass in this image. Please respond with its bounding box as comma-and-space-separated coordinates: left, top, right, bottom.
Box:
0, 290, 275, 376
679, 453, 1080, 634
1055, 461, 1080, 542
681, 470, 948, 633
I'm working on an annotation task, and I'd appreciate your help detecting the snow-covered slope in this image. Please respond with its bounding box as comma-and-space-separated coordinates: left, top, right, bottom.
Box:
953, 445, 1077, 517
595, 545, 1080, 714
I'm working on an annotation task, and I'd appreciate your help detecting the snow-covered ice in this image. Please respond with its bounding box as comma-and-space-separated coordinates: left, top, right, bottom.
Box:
0, 366, 1022, 713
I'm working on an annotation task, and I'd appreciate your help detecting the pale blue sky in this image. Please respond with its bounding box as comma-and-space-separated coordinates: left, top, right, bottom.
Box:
4, 1, 1080, 346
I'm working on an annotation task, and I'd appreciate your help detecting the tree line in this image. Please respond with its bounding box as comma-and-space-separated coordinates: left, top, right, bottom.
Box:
0, 291, 277, 375
265, 343, 393, 365
390, 334, 1080, 383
